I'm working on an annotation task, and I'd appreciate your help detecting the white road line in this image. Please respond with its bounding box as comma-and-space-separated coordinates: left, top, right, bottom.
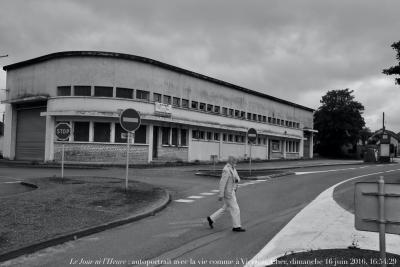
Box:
174, 199, 195, 203
211, 190, 220, 192
295, 167, 358, 175
187, 196, 204, 199
0, 181, 21, 184
200, 192, 216, 196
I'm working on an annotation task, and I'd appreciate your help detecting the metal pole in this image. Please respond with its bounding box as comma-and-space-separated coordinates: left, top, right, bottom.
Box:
249, 144, 252, 176
125, 132, 130, 191
378, 176, 386, 267
61, 144, 65, 181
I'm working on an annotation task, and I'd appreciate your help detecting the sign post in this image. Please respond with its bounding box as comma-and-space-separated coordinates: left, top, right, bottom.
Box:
55, 123, 71, 181
355, 176, 400, 267
120, 108, 141, 191
247, 128, 257, 176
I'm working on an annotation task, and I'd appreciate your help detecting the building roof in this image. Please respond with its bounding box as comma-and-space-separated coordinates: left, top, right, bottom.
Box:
3, 51, 314, 112
370, 128, 400, 141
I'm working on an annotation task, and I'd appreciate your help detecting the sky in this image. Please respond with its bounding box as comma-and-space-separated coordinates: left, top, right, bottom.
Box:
0, 0, 399, 132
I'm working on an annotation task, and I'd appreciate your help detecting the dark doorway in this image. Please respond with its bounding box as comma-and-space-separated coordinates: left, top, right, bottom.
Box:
153, 126, 159, 158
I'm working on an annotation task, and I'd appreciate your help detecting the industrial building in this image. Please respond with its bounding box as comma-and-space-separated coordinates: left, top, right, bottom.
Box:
2, 51, 315, 164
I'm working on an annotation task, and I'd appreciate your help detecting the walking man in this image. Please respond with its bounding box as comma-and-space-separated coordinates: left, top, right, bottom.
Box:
207, 156, 245, 232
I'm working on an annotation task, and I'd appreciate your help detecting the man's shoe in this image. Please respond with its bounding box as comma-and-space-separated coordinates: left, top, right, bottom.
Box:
207, 216, 214, 229
232, 227, 246, 232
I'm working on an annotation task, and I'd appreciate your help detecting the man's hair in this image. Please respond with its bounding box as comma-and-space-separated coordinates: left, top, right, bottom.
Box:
227, 156, 237, 164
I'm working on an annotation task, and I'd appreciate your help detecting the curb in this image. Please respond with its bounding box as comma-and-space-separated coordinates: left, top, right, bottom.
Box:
0, 190, 171, 263
242, 172, 295, 180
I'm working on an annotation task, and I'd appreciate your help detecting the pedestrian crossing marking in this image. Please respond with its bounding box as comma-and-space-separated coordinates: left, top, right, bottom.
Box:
174, 199, 195, 203
200, 192, 216, 195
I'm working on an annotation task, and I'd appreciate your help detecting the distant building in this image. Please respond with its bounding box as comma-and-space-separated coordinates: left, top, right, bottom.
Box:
2, 51, 315, 163
368, 128, 399, 157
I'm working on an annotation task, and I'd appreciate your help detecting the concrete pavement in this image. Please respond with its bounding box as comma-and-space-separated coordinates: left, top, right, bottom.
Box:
245, 164, 400, 267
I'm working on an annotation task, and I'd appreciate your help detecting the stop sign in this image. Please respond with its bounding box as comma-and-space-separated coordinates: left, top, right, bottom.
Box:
55, 123, 71, 140
120, 108, 141, 132
247, 128, 257, 143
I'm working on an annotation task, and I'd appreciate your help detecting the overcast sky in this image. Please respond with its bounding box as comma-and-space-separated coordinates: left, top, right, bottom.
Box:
1, 0, 399, 132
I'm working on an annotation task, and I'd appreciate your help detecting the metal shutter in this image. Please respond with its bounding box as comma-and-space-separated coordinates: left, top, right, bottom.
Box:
15, 106, 46, 161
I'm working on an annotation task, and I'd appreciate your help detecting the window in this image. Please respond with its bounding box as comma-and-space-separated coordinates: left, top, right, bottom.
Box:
173, 97, 180, 107
262, 116, 267, 122
277, 119, 281, 125
198, 131, 205, 140
281, 120, 285, 126
207, 104, 213, 112
163, 95, 171, 105
134, 125, 147, 144
192, 130, 199, 139
93, 122, 111, 142
222, 107, 228, 115
136, 90, 150, 101
252, 114, 257, 121
228, 134, 233, 142
74, 122, 89, 141
74, 86, 91, 96
153, 93, 162, 102
258, 115, 262, 122
222, 133, 227, 141
182, 99, 189, 108
272, 118, 276, 124
268, 117, 272, 123
162, 127, 170, 145
116, 87, 134, 99
57, 86, 71, 96
235, 135, 241, 143
199, 102, 206, 111
235, 110, 240, 117
172, 128, 178, 146
271, 140, 280, 151
214, 106, 220, 113
115, 123, 127, 143
241, 111, 246, 118
207, 132, 212, 140
257, 137, 261, 145
296, 122, 300, 128
94, 86, 113, 97
191, 101, 198, 109
214, 133, 220, 141
247, 113, 252, 120
263, 138, 267, 145
181, 129, 188, 146
241, 136, 245, 143
229, 109, 234, 116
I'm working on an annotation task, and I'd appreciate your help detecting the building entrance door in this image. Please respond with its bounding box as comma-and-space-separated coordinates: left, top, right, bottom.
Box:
153, 126, 159, 158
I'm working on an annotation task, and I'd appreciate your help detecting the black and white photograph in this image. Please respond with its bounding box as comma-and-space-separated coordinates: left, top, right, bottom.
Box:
0, 0, 400, 266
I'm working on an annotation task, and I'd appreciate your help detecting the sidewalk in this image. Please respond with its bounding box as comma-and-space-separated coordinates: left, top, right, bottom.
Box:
245, 167, 400, 267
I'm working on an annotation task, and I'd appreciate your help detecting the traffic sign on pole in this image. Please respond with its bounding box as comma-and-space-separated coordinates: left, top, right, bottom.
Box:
119, 109, 141, 191
120, 108, 141, 132
247, 128, 257, 144
55, 123, 71, 140
55, 123, 71, 181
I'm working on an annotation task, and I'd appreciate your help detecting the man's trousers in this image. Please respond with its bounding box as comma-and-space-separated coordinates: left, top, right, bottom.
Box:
210, 191, 241, 228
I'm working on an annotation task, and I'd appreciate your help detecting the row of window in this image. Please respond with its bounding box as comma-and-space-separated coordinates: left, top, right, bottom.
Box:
57, 121, 147, 144
192, 130, 273, 146
57, 85, 301, 129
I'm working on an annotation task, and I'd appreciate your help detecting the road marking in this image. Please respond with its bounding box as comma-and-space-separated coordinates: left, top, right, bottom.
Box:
0, 181, 21, 184
295, 167, 361, 175
187, 196, 204, 199
211, 190, 220, 192
200, 192, 216, 195
174, 199, 195, 203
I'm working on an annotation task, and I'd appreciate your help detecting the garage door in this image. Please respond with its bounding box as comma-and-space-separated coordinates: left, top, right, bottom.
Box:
15, 106, 46, 161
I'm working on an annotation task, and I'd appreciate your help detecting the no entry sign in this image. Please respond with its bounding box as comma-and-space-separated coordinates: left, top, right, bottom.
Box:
55, 123, 71, 140
120, 108, 141, 132
247, 128, 257, 143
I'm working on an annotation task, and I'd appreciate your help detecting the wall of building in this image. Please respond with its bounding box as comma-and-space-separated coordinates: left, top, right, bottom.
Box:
54, 142, 149, 164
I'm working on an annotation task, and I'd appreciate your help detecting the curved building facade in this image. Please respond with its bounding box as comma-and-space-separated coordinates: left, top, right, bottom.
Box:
2, 51, 315, 164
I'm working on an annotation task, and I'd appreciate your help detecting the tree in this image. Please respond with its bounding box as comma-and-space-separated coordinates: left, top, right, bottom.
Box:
383, 41, 400, 85
314, 89, 365, 157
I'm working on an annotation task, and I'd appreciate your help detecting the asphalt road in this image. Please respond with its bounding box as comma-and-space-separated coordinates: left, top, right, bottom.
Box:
1, 163, 400, 267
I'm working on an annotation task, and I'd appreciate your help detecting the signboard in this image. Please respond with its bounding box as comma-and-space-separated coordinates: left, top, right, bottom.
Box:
355, 181, 400, 234
120, 108, 141, 132
55, 123, 71, 140
247, 128, 257, 143
155, 102, 172, 117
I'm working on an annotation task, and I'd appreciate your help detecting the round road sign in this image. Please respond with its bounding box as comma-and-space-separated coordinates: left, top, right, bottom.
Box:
120, 108, 141, 132
55, 123, 71, 140
247, 128, 257, 143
